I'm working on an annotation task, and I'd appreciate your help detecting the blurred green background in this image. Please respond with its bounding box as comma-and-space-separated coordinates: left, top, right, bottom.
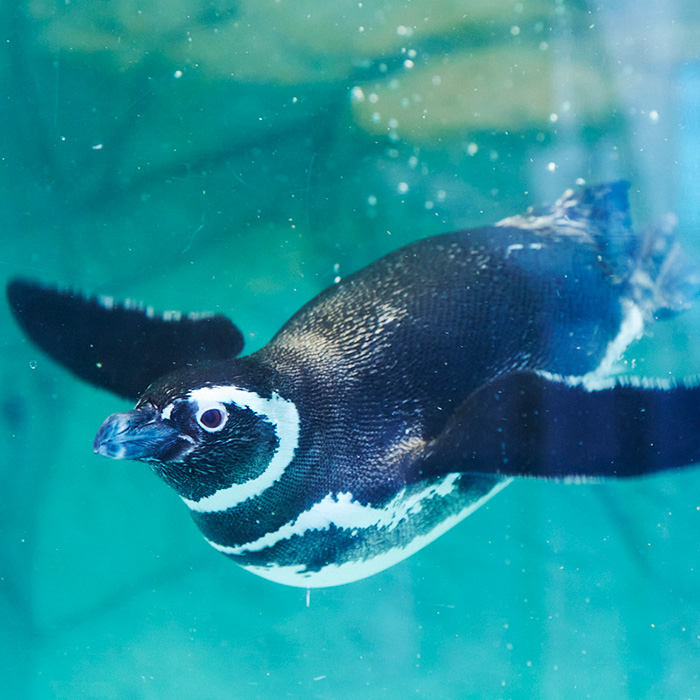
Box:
2, 0, 700, 698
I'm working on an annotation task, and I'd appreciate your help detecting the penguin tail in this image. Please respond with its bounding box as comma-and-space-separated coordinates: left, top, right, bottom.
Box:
551, 181, 700, 319
500, 181, 700, 320
629, 213, 700, 320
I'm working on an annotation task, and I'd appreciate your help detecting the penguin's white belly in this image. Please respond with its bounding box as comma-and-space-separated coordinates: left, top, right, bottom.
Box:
209, 474, 512, 588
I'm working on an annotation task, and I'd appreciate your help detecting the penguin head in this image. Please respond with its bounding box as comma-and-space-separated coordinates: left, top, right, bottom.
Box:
93, 361, 300, 504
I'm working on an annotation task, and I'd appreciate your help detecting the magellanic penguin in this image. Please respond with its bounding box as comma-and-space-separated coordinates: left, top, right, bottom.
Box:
8, 182, 700, 588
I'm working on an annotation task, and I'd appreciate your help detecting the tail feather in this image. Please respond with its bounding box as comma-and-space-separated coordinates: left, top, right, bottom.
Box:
632, 214, 700, 319
499, 181, 700, 320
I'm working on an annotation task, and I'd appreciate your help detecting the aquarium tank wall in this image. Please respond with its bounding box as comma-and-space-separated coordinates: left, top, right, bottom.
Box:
2, 0, 700, 698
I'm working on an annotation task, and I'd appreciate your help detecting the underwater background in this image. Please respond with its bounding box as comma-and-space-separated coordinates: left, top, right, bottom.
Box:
2, 0, 700, 698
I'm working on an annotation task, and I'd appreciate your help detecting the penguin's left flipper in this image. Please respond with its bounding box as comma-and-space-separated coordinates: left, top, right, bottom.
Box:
6, 279, 245, 401
420, 370, 700, 480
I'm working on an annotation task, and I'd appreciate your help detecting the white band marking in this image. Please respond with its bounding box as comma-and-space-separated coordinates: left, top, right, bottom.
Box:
181, 385, 300, 513
207, 472, 463, 556
227, 476, 512, 588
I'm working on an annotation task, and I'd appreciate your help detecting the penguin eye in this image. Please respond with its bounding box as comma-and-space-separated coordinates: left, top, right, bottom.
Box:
196, 403, 228, 432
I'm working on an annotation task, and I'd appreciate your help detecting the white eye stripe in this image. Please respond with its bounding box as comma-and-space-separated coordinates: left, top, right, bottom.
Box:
182, 385, 300, 512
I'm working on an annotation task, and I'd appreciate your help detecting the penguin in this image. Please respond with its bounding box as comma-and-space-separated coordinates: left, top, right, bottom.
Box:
7, 182, 700, 588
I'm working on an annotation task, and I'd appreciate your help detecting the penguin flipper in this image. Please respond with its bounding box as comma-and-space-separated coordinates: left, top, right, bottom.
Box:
6, 279, 245, 401
419, 370, 700, 480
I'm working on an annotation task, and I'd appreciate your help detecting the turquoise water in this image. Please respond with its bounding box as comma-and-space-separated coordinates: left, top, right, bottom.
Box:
3, 1, 700, 698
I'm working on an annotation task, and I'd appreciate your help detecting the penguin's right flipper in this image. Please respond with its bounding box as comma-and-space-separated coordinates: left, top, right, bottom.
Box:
6, 279, 245, 401
419, 370, 700, 481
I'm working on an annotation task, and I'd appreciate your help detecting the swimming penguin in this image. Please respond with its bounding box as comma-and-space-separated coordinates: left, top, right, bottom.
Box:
7, 182, 700, 587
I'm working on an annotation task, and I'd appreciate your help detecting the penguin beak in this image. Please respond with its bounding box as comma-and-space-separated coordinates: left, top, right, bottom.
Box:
94, 406, 192, 462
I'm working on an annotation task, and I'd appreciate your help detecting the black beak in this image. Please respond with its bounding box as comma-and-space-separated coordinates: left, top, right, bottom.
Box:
94, 406, 192, 462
